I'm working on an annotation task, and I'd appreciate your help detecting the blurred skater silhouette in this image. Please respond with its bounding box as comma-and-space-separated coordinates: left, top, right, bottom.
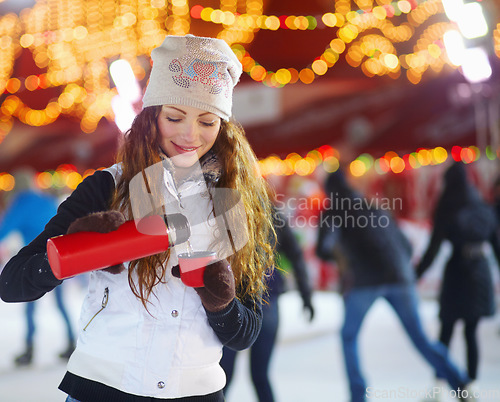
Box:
493, 175, 500, 219
316, 169, 470, 402
416, 162, 500, 385
0, 170, 75, 366
492, 175, 500, 337
221, 207, 314, 402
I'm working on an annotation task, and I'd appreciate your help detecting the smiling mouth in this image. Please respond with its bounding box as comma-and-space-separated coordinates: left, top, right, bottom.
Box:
173, 143, 200, 153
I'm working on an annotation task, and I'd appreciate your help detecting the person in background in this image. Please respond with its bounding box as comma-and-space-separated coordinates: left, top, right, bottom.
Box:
491, 175, 500, 337
0, 169, 75, 366
416, 162, 500, 388
492, 175, 500, 219
0, 34, 275, 402
316, 169, 471, 402
221, 206, 315, 402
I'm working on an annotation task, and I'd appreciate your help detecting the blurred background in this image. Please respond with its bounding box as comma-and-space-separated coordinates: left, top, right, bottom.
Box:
1, 0, 500, 401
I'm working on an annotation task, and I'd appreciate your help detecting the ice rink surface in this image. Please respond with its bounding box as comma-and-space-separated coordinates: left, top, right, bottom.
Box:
1, 281, 499, 402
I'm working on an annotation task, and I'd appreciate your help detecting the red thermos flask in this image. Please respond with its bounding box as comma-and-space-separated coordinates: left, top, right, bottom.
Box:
47, 213, 190, 280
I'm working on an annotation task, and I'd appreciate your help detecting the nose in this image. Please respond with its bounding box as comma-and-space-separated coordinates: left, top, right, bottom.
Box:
180, 120, 200, 143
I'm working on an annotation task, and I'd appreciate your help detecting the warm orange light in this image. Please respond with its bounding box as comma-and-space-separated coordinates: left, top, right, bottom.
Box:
432, 147, 448, 164
390, 156, 405, 173
312, 60, 328, 75
288, 68, 299, 84
294, 158, 315, 176
307, 150, 323, 165
275, 69, 292, 85
299, 68, 315, 84
384, 151, 399, 160
376, 158, 391, 174
350, 160, 367, 177
36, 172, 53, 189
0, 0, 470, 136
25, 75, 40, 91
0, 173, 15, 191
417, 149, 432, 166
461, 148, 474, 164
323, 156, 340, 173
190, 5, 203, 19
6, 78, 21, 94
408, 153, 420, 169
250, 65, 266, 81
330, 39, 346, 53
322, 13, 337, 27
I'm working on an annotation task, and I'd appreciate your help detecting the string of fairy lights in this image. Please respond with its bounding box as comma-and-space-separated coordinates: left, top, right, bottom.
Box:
0, 143, 495, 192
195, 0, 452, 87
2, 0, 500, 133
258, 143, 494, 177
1, 0, 500, 191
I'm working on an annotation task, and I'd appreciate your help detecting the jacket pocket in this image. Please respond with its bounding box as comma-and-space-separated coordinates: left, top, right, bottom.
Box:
83, 287, 109, 331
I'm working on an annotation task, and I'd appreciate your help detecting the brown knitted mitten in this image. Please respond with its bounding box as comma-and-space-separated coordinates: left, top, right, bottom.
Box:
172, 260, 235, 312
66, 211, 126, 274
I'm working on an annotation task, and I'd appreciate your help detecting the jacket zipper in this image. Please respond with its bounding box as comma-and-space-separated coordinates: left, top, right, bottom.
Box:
83, 287, 109, 331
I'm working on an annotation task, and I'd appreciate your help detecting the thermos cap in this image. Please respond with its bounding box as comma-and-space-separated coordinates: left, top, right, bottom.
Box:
164, 213, 190, 246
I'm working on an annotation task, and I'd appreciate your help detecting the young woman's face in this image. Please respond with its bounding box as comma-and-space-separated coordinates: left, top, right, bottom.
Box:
157, 104, 221, 169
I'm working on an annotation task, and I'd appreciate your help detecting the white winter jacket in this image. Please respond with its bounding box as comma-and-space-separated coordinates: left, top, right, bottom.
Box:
67, 162, 230, 397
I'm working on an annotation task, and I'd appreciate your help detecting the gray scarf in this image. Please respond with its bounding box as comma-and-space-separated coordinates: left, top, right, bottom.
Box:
160, 149, 222, 187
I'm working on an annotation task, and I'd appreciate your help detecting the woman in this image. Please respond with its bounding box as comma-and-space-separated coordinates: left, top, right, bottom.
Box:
0, 35, 275, 402
416, 162, 500, 385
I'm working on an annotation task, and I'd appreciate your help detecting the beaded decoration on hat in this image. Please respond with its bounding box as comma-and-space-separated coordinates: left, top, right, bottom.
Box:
142, 35, 242, 121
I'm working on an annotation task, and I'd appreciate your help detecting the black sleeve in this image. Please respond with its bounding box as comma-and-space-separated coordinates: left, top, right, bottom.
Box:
415, 223, 445, 279
0, 171, 115, 303
489, 227, 500, 271
205, 295, 262, 351
315, 210, 341, 262
276, 212, 312, 305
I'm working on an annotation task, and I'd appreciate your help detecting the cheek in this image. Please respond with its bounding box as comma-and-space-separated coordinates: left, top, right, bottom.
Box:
204, 127, 220, 146
158, 122, 174, 139
207, 133, 218, 146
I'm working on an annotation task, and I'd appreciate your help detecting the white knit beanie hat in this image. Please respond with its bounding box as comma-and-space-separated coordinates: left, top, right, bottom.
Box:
142, 34, 242, 121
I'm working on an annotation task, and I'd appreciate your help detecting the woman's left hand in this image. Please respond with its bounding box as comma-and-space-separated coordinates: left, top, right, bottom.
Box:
195, 260, 235, 312
172, 260, 235, 312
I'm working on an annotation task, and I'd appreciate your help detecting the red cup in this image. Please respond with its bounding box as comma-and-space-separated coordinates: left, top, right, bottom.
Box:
177, 251, 217, 287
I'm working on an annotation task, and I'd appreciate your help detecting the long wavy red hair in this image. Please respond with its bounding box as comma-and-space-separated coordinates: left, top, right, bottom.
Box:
111, 106, 275, 308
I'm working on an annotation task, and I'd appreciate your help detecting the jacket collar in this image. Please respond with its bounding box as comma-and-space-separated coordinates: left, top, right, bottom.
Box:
160, 149, 221, 187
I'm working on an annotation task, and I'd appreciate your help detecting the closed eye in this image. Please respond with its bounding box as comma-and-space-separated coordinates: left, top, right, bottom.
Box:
166, 117, 182, 122
200, 121, 216, 127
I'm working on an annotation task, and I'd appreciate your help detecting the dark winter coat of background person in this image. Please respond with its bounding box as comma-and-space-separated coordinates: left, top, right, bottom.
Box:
416, 161, 500, 383
416, 162, 500, 323
316, 169, 470, 402
316, 170, 415, 294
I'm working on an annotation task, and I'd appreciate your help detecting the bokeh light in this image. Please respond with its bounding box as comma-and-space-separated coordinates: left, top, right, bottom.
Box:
0, 173, 15, 191
350, 160, 367, 177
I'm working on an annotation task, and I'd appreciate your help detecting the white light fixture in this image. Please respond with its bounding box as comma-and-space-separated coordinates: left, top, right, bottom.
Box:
109, 59, 141, 103
441, 0, 464, 22
443, 30, 466, 66
111, 95, 137, 133
456, 2, 488, 39
461, 47, 492, 83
